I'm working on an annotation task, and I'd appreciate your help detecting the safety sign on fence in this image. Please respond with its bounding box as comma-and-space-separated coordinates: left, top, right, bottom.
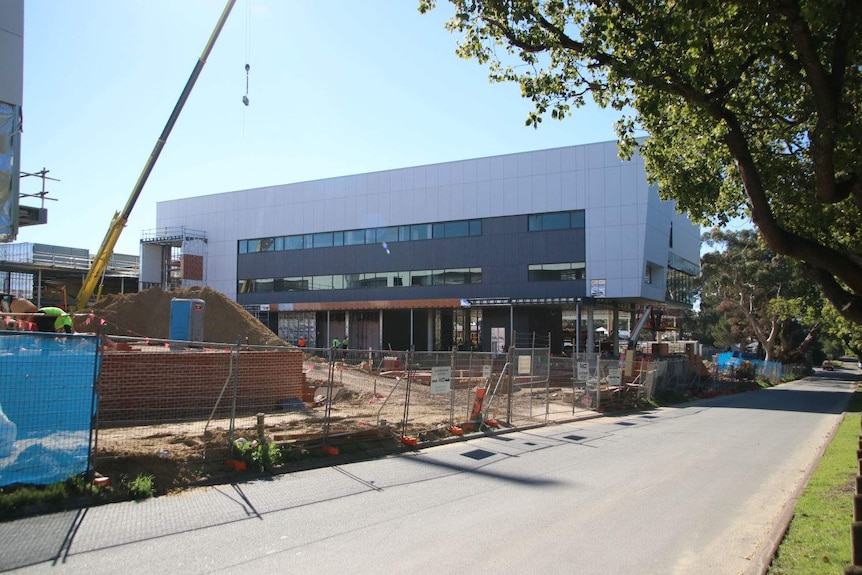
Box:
577, 361, 590, 381
430, 366, 452, 394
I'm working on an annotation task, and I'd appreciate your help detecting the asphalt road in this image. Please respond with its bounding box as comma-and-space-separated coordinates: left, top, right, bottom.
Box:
1, 368, 856, 574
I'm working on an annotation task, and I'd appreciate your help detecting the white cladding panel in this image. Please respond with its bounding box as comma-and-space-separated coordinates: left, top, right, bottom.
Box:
157, 140, 700, 302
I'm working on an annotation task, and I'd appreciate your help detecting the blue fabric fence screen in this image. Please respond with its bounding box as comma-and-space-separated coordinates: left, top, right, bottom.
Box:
0, 332, 99, 487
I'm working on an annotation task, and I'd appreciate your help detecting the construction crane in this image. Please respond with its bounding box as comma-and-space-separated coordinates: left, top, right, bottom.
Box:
74, 0, 236, 311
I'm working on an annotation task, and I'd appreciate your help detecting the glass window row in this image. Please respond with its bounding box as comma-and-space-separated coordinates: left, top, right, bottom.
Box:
527, 262, 586, 281
239, 267, 483, 294
239, 260, 589, 295
528, 210, 585, 232
665, 267, 697, 305
239, 219, 481, 254
238, 209, 587, 254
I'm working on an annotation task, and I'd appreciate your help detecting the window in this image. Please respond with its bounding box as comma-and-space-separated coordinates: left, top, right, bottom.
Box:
528, 262, 586, 281
411, 224, 432, 240
238, 267, 482, 294
283, 277, 308, 291
313, 232, 333, 248
528, 210, 585, 231
359, 273, 387, 288
666, 267, 696, 305
344, 230, 365, 245
285, 235, 304, 250
314, 275, 334, 290
240, 217, 484, 252
542, 212, 570, 230
645, 264, 652, 284
258, 238, 275, 252
561, 265, 586, 281
255, 278, 274, 292
444, 221, 469, 238
411, 270, 432, 286
375, 226, 399, 244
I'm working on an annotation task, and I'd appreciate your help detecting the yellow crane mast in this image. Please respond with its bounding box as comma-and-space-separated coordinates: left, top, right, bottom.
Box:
74, 0, 236, 310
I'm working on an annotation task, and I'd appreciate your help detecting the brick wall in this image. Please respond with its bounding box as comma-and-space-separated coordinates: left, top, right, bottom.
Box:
97, 350, 306, 425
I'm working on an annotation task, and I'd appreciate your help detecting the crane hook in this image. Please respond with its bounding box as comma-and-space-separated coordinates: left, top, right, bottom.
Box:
243, 63, 250, 106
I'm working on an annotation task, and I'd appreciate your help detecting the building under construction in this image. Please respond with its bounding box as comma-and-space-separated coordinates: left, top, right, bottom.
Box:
0, 242, 138, 308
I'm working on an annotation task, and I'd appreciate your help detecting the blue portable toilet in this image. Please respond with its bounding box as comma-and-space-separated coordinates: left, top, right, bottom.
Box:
169, 298, 205, 342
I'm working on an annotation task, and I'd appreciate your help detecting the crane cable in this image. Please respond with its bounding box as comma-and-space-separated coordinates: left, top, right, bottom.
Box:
242, 0, 251, 106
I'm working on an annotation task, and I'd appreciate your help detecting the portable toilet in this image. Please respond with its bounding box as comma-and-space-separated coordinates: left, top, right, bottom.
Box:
169, 298, 205, 342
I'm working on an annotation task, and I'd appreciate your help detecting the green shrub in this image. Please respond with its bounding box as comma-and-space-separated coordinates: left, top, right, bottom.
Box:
0, 473, 109, 520
233, 438, 284, 472
123, 474, 155, 500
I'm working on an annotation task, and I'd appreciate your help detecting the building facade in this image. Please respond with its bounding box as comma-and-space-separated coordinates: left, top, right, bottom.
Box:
152, 140, 701, 353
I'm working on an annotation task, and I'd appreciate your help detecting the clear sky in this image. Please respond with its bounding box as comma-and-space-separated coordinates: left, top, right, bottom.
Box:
17, 0, 635, 256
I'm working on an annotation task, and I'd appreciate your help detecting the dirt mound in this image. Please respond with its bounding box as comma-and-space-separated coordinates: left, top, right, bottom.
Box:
75, 286, 289, 346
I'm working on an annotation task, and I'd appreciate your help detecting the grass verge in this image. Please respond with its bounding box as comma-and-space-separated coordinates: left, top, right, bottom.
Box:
767, 387, 862, 574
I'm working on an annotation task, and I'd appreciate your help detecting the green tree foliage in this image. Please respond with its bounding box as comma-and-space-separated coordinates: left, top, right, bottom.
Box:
419, 1, 862, 322
819, 302, 862, 359
700, 228, 822, 361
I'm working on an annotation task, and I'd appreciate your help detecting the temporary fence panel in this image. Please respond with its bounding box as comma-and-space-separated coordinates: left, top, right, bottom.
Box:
0, 332, 99, 486
93, 337, 305, 485
506, 345, 554, 425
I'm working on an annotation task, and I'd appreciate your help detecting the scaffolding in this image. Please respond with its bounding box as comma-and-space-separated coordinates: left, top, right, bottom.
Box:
140, 227, 208, 291
0, 242, 139, 304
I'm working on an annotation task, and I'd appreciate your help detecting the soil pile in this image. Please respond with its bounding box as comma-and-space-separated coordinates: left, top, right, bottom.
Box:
75, 286, 289, 346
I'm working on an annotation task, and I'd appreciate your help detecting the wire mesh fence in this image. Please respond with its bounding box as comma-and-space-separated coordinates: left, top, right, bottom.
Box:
0, 329, 810, 493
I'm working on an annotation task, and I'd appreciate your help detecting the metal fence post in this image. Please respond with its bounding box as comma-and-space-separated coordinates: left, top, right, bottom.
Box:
449, 346, 456, 426
506, 336, 515, 425
227, 339, 241, 448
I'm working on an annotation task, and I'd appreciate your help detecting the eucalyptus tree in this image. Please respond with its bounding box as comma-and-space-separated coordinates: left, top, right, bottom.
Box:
420, 1, 862, 321
700, 228, 822, 361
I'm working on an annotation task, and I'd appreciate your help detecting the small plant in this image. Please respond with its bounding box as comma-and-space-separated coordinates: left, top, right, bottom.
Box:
233, 438, 284, 472
123, 473, 156, 500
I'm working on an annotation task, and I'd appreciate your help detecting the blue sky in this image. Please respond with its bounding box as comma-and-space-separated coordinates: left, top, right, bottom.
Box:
18, 1, 637, 255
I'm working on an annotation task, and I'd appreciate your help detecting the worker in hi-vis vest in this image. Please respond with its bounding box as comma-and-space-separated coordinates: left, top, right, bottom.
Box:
34, 307, 73, 333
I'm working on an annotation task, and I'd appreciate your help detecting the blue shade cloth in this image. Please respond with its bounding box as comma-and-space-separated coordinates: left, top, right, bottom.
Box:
0, 333, 99, 486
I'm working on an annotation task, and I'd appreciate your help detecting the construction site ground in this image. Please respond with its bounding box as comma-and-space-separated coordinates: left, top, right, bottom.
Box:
93, 358, 588, 495
22, 285, 590, 495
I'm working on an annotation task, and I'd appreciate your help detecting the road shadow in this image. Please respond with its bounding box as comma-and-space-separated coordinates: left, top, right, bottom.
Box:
670, 373, 858, 415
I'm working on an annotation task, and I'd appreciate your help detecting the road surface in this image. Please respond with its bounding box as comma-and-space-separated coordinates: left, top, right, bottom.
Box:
1, 369, 856, 574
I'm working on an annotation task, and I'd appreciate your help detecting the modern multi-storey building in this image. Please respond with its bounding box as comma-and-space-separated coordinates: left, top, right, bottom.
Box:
150, 140, 701, 354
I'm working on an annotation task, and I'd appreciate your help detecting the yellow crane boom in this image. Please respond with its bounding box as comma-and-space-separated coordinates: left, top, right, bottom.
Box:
75, 0, 236, 311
